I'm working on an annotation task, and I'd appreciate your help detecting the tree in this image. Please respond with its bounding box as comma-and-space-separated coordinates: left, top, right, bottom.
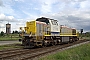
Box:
0, 31, 4, 36
85, 32, 90, 37
12, 31, 15, 34
14, 30, 18, 34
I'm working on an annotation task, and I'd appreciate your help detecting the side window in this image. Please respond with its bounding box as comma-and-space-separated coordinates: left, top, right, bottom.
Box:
51, 20, 58, 25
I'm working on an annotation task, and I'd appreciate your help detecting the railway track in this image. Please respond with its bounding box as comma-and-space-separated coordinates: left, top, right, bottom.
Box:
21, 40, 90, 60
0, 40, 89, 60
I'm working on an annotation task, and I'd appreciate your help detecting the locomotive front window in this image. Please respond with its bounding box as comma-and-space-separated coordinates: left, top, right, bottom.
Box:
51, 20, 58, 25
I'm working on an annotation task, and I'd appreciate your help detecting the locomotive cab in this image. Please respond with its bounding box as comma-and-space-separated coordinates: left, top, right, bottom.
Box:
36, 17, 61, 45
36, 17, 60, 36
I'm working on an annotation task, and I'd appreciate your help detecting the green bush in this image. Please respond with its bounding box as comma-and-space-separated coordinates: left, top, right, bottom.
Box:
0, 31, 4, 36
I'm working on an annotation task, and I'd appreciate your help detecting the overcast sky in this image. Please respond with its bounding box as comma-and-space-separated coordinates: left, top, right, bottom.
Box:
0, 0, 90, 33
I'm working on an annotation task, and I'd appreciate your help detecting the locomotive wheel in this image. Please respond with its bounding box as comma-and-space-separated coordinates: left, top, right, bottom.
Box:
42, 40, 46, 47
52, 42, 56, 46
69, 39, 73, 43
24, 39, 35, 48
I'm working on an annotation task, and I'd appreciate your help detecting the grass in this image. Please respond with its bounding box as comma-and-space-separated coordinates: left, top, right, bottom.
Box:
82, 37, 90, 40
0, 43, 23, 50
0, 34, 21, 41
0, 37, 20, 41
79, 36, 90, 41
40, 42, 90, 60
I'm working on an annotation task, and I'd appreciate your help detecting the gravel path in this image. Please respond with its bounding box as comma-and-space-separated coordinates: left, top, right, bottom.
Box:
0, 40, 20, 45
